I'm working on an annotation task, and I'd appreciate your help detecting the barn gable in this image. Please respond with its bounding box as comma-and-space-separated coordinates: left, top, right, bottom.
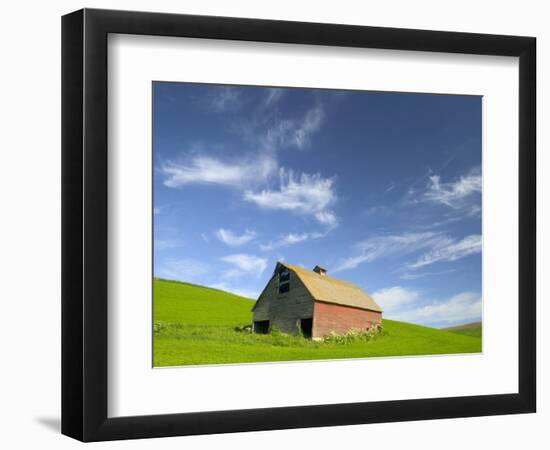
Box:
252, 263, 315, 335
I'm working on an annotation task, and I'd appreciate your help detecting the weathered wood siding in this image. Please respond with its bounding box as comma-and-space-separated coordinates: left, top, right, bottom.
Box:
253, 270, 314, 334
312, 301, 382, 338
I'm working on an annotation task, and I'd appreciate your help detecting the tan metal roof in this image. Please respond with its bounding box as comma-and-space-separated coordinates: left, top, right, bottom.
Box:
281, 262, 382, 313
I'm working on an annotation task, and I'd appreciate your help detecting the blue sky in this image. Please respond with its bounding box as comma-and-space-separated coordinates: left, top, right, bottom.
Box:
153, 82, 482, 328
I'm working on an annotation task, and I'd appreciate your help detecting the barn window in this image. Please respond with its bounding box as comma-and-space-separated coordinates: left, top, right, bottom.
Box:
279, 269, 290, 283
279, 282, 290, 294
278, 268, 290, 294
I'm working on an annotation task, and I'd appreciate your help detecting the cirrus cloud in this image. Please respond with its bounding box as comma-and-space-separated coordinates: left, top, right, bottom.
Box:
334, 232, 481, 273
408, 234, 481, 269
372, 286, 481, 327
155, 258, 210, 283
371, 286, 420, 313
333, 232, 443, 273
391, 292, 481, 326
215, 228, 256, 247
220, 253, 267, 278
407, 166, 482, 217
260, 232, 310, 252
292, 104, 324, 149
244, 168, 337, 224
208, 87, 242, 112
159, 153, 277, 188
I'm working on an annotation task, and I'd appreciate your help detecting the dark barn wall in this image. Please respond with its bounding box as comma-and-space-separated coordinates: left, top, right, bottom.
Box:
253, 271, 314, 334
313, 301, 382, 339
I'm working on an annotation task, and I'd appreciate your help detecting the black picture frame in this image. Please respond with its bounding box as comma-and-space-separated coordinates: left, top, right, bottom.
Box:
61, 8, 536, 442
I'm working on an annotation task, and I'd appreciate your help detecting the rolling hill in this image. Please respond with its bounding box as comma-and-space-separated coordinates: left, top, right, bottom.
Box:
442, 322, 482, 338
153, 278, 482, 367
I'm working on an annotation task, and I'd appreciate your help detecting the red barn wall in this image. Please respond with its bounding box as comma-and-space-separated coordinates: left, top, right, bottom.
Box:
313, 301, 382, 338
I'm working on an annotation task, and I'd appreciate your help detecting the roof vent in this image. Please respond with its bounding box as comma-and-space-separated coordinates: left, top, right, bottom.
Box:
313, 265, 327, 276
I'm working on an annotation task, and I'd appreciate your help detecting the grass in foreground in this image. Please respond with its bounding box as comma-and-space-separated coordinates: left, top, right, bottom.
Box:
153, 278, 482, 367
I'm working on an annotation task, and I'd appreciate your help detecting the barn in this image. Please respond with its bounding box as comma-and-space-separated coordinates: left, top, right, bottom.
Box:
252, 262, 382, 339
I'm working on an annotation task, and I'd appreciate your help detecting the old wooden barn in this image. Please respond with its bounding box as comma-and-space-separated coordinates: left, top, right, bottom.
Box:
252, 262, 382, 339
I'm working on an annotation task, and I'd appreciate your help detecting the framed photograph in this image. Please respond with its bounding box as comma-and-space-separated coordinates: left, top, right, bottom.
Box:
62, 8, 536, 441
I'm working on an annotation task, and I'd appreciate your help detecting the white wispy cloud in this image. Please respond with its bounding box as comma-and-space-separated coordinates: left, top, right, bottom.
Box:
292, 104, 324, 149
209, 87, 242, 112
259, 220, 337, 251
215, 228, 256, 247
371, 286, 420, 313
160, 101, 327, 190
155, 258, 210, 283
408, 234, 481, 269
244, 169, 337, 224
260, 232, 310, 251
220, 253, 268, 278
372, 286, 481, 326
333, 232, 444, 272
363, 205, 393, 217
388, 292, 482, 327
209, 283, 260, 300
160, 99, 332, 230
159, 153, 276, 188
160, 97, 337, 235
258, 120, 295, 153
400, 269, 457, 280
408, 166, 481, 217
334, 231, 481, 273
263, 88, 284, 108
160, 156, 339, 227
314, 211, 339, 227
257, 103, 325, 153
154, 239, 183, 250
425, 167, 481, 206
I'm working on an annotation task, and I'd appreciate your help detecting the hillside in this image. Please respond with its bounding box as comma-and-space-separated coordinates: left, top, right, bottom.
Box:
153, 278, 482, 367
443, 321, 482, 338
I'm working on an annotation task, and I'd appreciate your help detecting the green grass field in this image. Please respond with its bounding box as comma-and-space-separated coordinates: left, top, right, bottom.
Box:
443, 322, 482, 338
153, 278, 482, 367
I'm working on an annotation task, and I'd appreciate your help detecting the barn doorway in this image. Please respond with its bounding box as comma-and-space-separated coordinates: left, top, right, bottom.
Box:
254, 320, 270, 334
300, 318, 313, 338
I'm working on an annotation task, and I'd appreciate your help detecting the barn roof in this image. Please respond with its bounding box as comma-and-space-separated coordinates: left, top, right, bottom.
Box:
281, 262, 382, 313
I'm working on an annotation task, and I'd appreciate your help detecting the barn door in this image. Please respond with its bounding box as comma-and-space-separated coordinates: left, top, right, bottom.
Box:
300, 318, 313, 338
253, 320, 270, 334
